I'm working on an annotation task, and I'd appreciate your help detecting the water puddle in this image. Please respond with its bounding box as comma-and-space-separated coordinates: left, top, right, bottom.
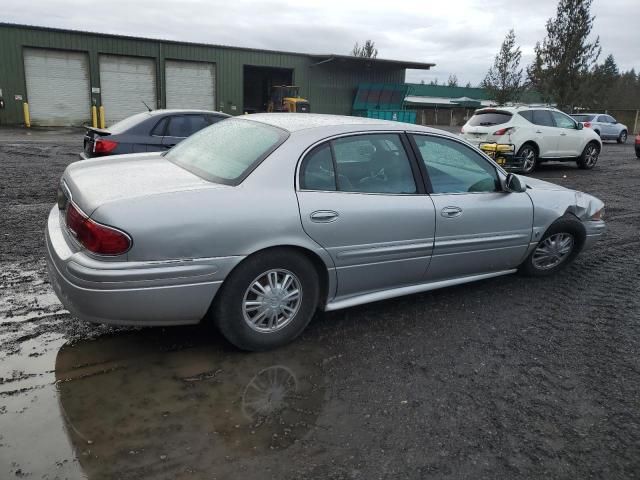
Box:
2, 328, 328, 479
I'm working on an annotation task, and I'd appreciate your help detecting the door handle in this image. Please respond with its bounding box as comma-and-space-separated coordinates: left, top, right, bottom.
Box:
535, 130, 542, 134
441, 206, 462, 218
310, 210, 339, 223
560, 132, 567, 136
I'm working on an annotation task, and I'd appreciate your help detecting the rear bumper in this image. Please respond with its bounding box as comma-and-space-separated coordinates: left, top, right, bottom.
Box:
582, 220, 606, 250
45, 206, 243, 326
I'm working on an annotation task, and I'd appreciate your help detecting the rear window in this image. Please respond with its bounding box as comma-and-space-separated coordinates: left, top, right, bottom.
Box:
571, 114, 596, 122
165, 118, 288, 185
467, 110, 512, 127
108, 112, 152, 134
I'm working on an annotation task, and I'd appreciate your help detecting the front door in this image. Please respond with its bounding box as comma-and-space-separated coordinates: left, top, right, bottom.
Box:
531, 109, 559, 157
296, 133, 436, 298
551, 111, 583, 156
410, 133, 534, 281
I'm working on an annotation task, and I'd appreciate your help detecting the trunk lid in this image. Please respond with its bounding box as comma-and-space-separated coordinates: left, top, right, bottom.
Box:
63, 152, 217, 215
461, 125, 494, 144
83, 127, 111, 158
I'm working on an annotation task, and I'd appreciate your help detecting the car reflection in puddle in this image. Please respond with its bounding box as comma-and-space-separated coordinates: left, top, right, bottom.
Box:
54, 328, 327, 479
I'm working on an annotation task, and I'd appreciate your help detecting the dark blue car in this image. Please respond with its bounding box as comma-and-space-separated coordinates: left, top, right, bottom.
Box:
81, 109, 229, 159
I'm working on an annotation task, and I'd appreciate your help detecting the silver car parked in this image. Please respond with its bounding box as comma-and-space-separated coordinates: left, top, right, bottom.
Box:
571, 113, 628, 143
46, 114, 606, 351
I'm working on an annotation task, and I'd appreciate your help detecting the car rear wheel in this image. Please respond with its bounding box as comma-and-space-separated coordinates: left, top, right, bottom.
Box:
517, 144, 538, 174
617, 130, 627, 144
576, 142, 600, 169
213, 249, 319, 351
519, 215, 585, 277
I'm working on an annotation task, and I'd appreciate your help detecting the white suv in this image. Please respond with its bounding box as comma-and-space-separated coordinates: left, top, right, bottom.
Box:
461, 106, 602, 174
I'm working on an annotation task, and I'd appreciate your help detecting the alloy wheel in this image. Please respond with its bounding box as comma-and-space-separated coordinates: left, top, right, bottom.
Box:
532, 233, 574, 270
242, 269, 302, 333
520, 147, 536, 173
585, 144, 599, 168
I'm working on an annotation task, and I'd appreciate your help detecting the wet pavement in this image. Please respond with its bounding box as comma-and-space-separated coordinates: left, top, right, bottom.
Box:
1, 129, 639, 479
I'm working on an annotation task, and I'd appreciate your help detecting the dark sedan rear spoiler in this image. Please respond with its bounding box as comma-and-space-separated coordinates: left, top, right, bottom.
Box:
83, 125, 111, 136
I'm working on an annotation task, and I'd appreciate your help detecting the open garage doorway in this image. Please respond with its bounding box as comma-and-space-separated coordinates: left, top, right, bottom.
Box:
243, 66, 293, 113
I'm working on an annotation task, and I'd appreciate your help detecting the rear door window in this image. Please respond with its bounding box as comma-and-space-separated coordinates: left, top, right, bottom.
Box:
467, 111, 513, 127
299, 134, 417, 194
332, 134, 417, 194
532, 110, 555, 127
151, 117, 169, 136
300, 144, 336, 191
166, 115, 210, 138
518, 111, 534, 122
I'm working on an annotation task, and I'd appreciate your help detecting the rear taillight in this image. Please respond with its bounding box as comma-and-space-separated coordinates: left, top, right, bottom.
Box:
460, 127, 465, 134
94, 138, 118, 154
65, 203, 131, 255
493, 127, 514, 136
584, 122, 592, 128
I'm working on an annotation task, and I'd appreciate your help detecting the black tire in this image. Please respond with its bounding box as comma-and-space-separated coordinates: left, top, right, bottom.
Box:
519, 215, 586, 277
576, 141, 600, 169
212, 249, 319, 351
517, 143, 538, 174
617, 130, 627, 144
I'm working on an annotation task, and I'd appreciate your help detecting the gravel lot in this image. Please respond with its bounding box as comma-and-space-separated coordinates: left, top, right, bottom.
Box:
1, 128, 639, 479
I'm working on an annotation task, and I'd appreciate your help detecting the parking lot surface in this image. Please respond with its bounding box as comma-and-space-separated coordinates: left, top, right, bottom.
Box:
1, 129, 639, 479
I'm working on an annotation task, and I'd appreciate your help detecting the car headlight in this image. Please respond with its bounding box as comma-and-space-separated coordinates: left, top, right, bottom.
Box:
591, 207, 605, 220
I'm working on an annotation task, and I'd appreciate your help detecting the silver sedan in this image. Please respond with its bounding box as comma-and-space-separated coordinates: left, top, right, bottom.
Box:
46, 114, 606, 350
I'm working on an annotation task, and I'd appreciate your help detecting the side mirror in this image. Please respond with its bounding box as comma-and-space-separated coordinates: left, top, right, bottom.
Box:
505, 173, 526, 193
576, 122, 583, 130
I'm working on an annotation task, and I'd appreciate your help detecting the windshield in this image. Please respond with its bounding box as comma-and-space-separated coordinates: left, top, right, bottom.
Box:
166, 118, 288, 185
467, 111, 512, 127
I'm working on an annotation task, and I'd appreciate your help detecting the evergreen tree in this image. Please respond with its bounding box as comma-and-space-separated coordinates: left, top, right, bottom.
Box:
481, 30, 523, 105
527, 0, 600, 110
351, 40, 378, 58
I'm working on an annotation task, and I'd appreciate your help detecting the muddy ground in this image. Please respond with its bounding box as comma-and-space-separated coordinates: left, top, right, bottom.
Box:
1, 129, 639, 479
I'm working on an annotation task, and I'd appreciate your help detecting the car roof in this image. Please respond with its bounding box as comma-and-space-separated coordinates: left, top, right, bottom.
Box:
570, 113, 600, 116
237, 113, 439, 133
147, 109, 229, 116
475, 106, 559, 114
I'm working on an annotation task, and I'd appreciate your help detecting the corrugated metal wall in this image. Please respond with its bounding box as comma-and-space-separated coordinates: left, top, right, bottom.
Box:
0, 24, 406, 125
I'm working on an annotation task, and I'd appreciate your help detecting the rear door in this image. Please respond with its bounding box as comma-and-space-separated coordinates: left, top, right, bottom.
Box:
296, 133, 436, 298
409, 133, 533, 281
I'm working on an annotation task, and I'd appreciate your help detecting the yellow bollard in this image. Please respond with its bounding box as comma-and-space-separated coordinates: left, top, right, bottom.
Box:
98, 106, 105, 129
23, 102, 31, 128
91, 105, 98, 128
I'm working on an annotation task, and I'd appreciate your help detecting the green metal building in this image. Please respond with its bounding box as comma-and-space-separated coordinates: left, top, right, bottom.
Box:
0, 23, 434, 126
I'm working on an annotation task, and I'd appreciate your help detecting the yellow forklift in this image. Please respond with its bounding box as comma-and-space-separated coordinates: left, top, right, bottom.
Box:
267, 86, 310, 113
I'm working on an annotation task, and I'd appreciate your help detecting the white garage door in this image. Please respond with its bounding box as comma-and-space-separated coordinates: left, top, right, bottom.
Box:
100, 55, 157, 125
165, 60, 216, 110
23, 48, 90, 126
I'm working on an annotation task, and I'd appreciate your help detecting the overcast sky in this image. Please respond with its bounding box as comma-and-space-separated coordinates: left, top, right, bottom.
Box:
4, 0, 638, 86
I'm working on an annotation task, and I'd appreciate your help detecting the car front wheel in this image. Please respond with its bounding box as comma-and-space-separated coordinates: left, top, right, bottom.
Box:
213, 249, 319, 351
577, 142, 600, 169
517, 144, 538, 174
519, 215, 585, 276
